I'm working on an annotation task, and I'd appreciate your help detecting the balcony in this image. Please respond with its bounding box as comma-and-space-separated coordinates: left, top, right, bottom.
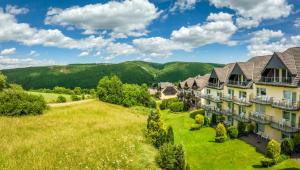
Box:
249, 112, 273, 124
271, 100, 300, 111
233, 113, 250, 123
271, 120, 299, 133
221, 94, 234, 102
259, 76, 296, 87
233, 97, 252, 106
202, 105, 214, 112
206, 82, 223, 90
201, 94, 222, 103
250, 96, 273, 105
227, 80, 250, 88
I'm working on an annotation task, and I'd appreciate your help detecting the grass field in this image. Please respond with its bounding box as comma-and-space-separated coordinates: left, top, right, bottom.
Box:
161, 110, 300, 170
28, 91, 72, 103
0, 100, 158, 170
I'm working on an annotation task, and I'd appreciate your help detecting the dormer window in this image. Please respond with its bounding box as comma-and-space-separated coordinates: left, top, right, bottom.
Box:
227, 64, 249, 87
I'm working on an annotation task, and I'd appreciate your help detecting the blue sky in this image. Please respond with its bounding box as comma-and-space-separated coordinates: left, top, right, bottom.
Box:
0, 0, 299, 69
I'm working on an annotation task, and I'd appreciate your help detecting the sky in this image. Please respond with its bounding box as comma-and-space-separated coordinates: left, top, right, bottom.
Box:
0, 0, 299, 69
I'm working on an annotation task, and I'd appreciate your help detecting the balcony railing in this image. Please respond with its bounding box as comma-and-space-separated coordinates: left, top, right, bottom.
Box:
221, 94, 234, 102
249, 112, 273, 124
233, 112, 250, 123
202, 105, 214, 112
206, 82, 223, 89
250, 96, 273, 105
259, 76, 295, 86
272, 100, 300, 111
233, 97, 252, 106
201, 94, 222, 103
227, 80, 249, 87
271, 120, 299, 133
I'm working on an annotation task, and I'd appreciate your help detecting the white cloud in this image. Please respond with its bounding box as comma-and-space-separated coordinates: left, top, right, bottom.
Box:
106, 42, 136, 58
5, 5, 29, 15
170, 0, 198, 12
294, 18, 300, 28
78, 51, 89, 57
45, 0, 160, 37
209, 0, 292, 28
0, 56, 56, 69
133, 12, 237, 57
247, 29, 300, 56
0, 48, 16, 55
236, 17, 259, 29
0, 10, 109, 50
29, 50, 39, 57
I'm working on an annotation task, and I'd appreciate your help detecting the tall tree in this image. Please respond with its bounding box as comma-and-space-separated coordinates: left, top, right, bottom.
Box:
97, 75, 123, 104
0, 73, 7, 91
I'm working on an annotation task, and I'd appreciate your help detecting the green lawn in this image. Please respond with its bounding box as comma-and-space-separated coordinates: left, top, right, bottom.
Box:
161, 110, 300, 170
28, 91, 72, 103
0, 100, 158, 170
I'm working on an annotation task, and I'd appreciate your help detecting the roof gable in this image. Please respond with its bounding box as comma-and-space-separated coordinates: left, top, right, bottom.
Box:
210, 69, 218, 79
230, 63, 247, 78
265, 53, 288, 69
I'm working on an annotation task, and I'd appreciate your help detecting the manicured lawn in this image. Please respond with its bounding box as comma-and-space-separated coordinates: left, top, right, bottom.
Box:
28, 91, 72, 103
161, 110, 300, 170
0, 100, 158, 170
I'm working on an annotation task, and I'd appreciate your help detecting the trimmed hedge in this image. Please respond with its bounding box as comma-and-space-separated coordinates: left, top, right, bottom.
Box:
189, 109, 205, 119
0, 89, 47, 116
215, 123, 227, 143
281, 138, 294, 155
190, 124, 201, 131
228, 126, 238, 139
169, 101, 184, 112
195, 114, 204, 126
267, 140, 281, 160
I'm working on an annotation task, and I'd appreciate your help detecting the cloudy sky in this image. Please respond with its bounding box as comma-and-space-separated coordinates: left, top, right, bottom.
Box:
0, 0, 299, 69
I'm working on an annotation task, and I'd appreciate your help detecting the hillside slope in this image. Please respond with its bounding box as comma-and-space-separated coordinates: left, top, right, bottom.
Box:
1, 61, 223, 89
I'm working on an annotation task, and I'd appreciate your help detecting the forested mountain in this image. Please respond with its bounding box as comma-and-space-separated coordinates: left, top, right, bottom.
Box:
1, 61, 223, 89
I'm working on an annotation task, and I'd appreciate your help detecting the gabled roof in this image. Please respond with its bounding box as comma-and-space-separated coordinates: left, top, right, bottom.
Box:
194, 75, 209, 90
158, 82, 174, 89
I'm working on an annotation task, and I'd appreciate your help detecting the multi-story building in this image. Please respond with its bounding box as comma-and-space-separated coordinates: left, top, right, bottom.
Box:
186, 47, 300, 142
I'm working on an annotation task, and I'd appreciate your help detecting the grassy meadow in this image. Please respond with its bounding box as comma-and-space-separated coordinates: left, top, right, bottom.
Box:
0, 100, 158, 170
161, 110, 300, 170
28, 91, 72, 103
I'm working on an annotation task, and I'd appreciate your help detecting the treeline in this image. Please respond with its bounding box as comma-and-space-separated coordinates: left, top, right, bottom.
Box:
0, 73, 46, 116
32, 86, 96, 96
96, 75, 155, 107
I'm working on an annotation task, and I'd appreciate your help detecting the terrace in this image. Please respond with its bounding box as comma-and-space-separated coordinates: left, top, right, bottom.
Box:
271, 120, 299, 133
271, 100, 300, 111
201, 94, 222, 103
249, 113, 273, 124
233, 112, 250, 123
250, 96, 273, 105
221, 94, 234, 102
233, 97, 252, 106
259, 76, 296, 87
206, 82, 223, 90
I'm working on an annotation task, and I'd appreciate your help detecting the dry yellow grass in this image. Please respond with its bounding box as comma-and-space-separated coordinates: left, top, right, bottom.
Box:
0, 100, 158, 170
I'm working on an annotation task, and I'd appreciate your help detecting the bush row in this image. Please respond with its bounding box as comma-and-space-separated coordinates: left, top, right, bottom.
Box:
160, 98, 186, 112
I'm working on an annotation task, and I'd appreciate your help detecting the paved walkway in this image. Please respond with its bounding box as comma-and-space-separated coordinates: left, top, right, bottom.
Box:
240, 134, 268, 154
48, 99, 95, 107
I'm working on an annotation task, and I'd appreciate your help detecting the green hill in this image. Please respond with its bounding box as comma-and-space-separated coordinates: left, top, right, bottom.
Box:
1, 61, 223, 89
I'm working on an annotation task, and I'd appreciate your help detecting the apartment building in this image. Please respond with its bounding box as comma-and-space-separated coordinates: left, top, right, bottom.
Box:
186, 47, 300, 142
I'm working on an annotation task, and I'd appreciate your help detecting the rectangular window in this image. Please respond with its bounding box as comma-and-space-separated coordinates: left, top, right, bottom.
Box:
283, 111, 296, 127
207, 89, 211, 94
283, 91, 296, 103
256, 88, 266, 96
239, 106, 246, 115
255, 104, 265, 114
239, 91, 247, 99
228, 89, 234, 97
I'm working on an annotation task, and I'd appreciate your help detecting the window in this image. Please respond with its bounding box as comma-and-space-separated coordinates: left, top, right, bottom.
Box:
255, 104, 265, 114
239, 91, 247, 99
283, 111, 296, 127
217, 92, 222, 97
256, 88, 266, 96
228, 102, 233, 111
207, 89, 211, 94
207, 100, 211, 105
239, 106, 246, 115
257, 123, 265, 132
283, 91, 296, 103
228, 89, 234, 97
217, 103, 222, 109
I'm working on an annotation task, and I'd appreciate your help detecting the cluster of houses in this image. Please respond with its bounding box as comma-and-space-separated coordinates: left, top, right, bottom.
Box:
156, 47, 300, 142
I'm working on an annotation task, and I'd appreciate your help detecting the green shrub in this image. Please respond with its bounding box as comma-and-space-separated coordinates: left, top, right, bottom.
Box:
0, 89, 46, 116
195, 114, 204, 126
160, 98, 178, 110
190, 124, 201, 131
166, 126, 174, 145
215, 123, 227, 143
156, 144, 176, 170
217, 115, 226, 123
156, 144, 186, 170
266, 139, 281, 161
189, 109, 205, 119
169, 101, 184, 112
56, 95, 67, 103
238, 122, 246, 136
261, 157, 275, 167
204, 117, 210, 127
293, 133, 300, 153
146, 110, 167, 148
228, 126, 238, 139
281, 138, 294, 155
0, 73, 7, 91
71, 94, 81, 101
247, 123, 255, 134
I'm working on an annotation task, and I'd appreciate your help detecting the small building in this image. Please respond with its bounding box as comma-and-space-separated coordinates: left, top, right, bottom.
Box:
158, 82, 178, 100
